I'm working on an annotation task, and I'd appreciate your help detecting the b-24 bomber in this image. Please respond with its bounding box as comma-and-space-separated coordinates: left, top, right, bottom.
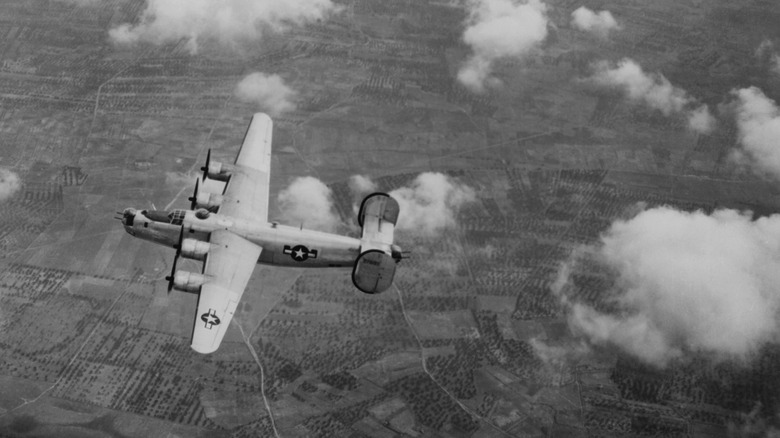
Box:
118, 113, 405, 353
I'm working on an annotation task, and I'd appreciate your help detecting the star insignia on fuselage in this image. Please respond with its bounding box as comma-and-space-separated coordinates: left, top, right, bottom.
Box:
200, 309, 221, 329
283, 244, 318, 262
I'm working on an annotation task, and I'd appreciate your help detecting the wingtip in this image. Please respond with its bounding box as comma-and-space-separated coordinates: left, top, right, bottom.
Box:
190, 343, 218, 354
253, 112, 272, 122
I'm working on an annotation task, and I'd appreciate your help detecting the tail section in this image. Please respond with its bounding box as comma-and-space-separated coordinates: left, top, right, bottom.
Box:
352, 193, 402, 294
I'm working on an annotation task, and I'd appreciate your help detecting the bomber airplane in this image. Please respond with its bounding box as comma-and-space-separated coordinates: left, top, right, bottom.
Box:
118, 113, 404, 353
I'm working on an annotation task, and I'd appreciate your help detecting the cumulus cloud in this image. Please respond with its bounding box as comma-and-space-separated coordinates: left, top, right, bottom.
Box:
755, 39, 780, 75
687, 104, 716, 134
556, 206, 780, 368
590, 58, 715, 133
531, 337, 590, 367
570, 6, 620, 38
770, 58, 780, 76
756, 39, 774, 61
348, 175, 377, 197
732, 86, 780, 179
109, 0, 337, 53
389, 172, 476, 236
758, 39, 774, 54
234, 72, 297, 116
278, 176, 341, 232
591, 59, 687, 115
458, 0, 548, 93
0, 169, 20, 201
348, 175, 377, 196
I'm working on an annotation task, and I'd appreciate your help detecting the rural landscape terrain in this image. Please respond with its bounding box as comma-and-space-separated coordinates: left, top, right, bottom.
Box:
1, 0, 780, 437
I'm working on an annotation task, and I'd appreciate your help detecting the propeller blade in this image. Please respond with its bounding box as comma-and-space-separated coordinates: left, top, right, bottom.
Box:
200, 149, 211, 181
165, 254, 178, 293
166, 226, 186, 294
188, 178, 200, 210
173, 225, 184, 251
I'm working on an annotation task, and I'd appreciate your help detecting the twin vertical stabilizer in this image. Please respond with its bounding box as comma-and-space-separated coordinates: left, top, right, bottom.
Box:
353, 193, 402, 294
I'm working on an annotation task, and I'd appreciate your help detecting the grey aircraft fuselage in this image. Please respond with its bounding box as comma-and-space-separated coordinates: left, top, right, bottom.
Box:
121, 207, 361, 268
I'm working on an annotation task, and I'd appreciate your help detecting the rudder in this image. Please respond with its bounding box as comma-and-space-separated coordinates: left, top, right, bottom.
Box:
353, 193, 401, 294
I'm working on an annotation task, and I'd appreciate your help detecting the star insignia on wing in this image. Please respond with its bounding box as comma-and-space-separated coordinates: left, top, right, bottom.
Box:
200, 309, 221, 329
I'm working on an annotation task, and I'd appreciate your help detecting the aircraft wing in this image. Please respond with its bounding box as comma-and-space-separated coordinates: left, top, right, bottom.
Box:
191, 229, 262, 354
219, 113, 273, 222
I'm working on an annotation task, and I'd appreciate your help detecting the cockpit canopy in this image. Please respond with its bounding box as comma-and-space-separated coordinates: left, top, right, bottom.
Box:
122, 208, 188, 228
141, 209, 187, 225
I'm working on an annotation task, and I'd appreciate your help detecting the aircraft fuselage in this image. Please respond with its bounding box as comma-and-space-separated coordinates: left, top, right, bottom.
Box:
122, 208, 360, 268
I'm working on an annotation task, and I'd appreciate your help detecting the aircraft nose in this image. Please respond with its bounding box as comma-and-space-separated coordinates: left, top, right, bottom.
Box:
121, 208, 137, 227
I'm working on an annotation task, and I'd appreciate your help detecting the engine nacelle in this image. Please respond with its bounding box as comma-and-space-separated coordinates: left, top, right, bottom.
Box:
171, 271, 207, 293
193, 192, 223, 210
205, 161, 232, 182
180, 238, 210, 261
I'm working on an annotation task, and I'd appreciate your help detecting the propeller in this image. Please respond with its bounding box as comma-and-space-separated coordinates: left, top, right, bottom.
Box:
165, 252, 178, 293
173, 223, 184, 251
187, 178, 200, 210
165, 226, 185, 293
200, 149, 211, 181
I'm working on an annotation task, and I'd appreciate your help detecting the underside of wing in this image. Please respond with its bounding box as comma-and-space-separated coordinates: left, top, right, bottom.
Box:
219, 113, 272, 222
191, 230, 262, 354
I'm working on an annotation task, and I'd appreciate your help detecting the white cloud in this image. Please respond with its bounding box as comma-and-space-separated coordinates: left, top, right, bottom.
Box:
531, 337, 590, 366
348, 175, 378, 221
278, 176, 341, 232
0, 169, 20, 202
687, 104, 716, 134
732, 87, 780, 179
109, 0, 337, 53
458, 0, 548, 93
570, 6, 620, 38
755, 40, 780, 76
389, 172, 476, 236
756, 39, 774, 59
590, 58, 714, 132
772, 56, 780, 76
234, 72, 296, 116
591, 59, 688, 115
348, 175, 377, 196
556, 206, 780, 367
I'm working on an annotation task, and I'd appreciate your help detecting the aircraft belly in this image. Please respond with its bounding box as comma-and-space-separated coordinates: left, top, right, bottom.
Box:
256, 241, 356, 267
257, 250, 275, 264
208, 220, 360, 267
248, 230, 359, 268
